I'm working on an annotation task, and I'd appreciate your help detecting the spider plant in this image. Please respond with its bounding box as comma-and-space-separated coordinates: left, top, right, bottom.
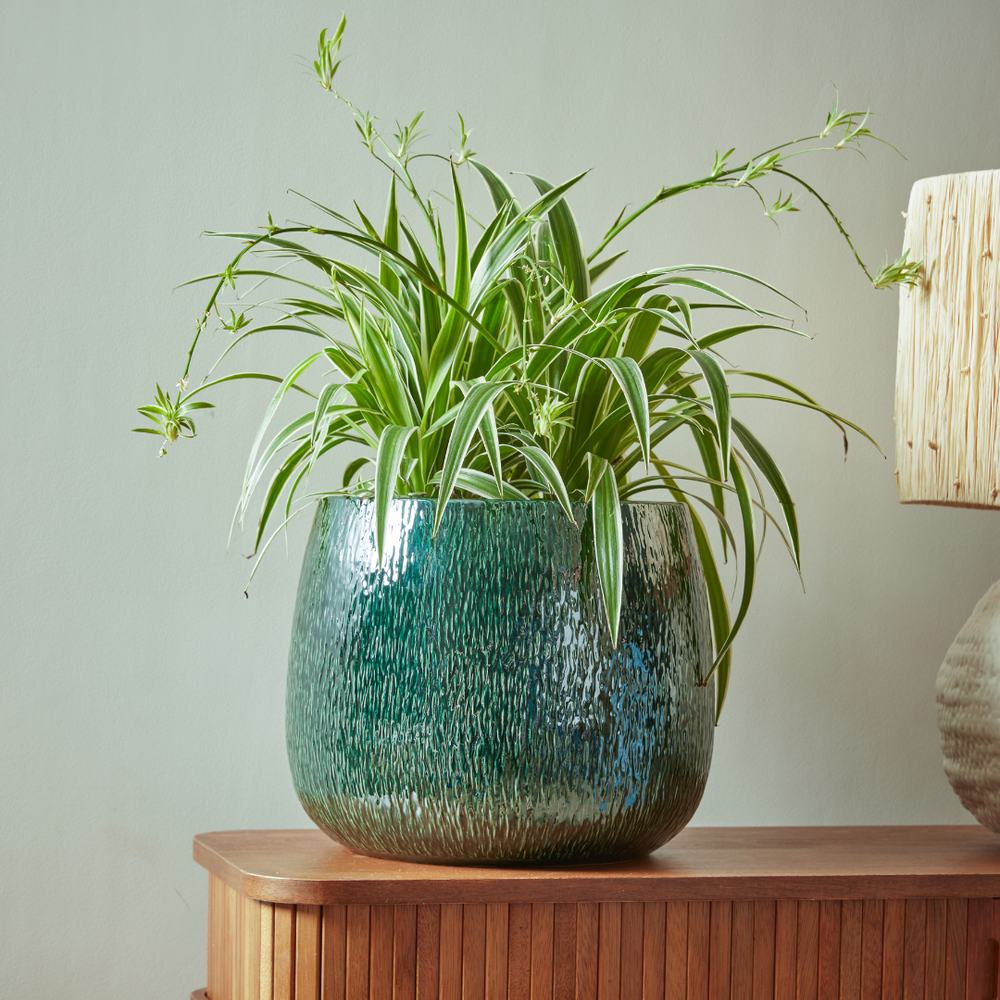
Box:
135, 19, 918, 719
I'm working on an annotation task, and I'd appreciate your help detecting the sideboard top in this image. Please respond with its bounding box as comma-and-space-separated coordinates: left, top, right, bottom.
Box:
193, 826, 1000, 905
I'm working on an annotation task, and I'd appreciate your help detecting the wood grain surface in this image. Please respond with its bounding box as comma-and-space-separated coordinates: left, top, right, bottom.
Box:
553, 902, 577, 1000
687, 901, 710, 1000
620, 902, 643, 1000
860, 899, 884, 1000
575, 901, 599, 1000
531, 902, 554, 1000
903, 898, 926, 1000
708, 901, 731, 1000
368, 905, 393, 1000
839, 899, 861, 1000
416, 904, 440, 1000
730, 900, 753, 1000
261, 901, 274, 1000
598, 902, 622, 1000
641, 902, 665, 1000
193, 827, 1000, 905
945, 898, 967, 1000
924, 899, 946, 1000
795, 900, 818, 1000
772, 900, 796, 1000
664, 901, 688, 1000
438, 904, 463, 1000
507, 903, 531, 1000
817, 900, 840, 1000
964, 898, 998, 1000
882, 899, 904, 1000
197, 828, 1000, 1000
486, 903, 509, 1000
295, 904, 321, 1000
345, 905, 369, 1000
394, 905, 417, 1000
197, 893, 1000, 1000
273, 903, 295, 1000
243, 897, 261, 1000
752, 900, 776, 1000
321, 904, 345, 1000
462, 904, 486, 1000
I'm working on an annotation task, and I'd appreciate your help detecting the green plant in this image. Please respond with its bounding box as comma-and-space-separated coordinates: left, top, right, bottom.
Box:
135, 18, 918, 718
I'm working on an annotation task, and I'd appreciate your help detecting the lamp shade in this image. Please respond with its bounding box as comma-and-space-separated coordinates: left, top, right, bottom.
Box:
895, 170, 1000, 508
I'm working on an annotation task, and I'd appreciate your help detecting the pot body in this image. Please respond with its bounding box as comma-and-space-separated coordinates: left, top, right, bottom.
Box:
287, 497, 714, 864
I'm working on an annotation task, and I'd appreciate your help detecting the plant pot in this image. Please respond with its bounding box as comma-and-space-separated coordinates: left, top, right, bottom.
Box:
286, 496, 714, 865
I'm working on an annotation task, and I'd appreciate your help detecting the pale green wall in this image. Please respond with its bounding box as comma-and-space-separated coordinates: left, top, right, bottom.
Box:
3, 0, 1000, 995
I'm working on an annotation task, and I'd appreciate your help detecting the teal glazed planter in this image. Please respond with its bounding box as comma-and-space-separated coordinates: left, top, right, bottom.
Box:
286, 497, 714, 865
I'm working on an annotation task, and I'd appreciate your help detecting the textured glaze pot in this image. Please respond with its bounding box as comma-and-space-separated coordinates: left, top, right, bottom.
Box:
286, 497, 714, 864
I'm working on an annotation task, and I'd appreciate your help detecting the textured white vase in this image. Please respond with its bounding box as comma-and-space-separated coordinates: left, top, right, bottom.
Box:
938, 579, 1000, 832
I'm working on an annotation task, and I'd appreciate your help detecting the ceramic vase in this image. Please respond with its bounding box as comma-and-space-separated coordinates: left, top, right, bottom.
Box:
286, 497, 714, 864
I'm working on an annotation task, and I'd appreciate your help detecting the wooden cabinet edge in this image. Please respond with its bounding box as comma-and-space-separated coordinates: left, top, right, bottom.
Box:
195, 872, 1000, 907
192, 828, 1000, 906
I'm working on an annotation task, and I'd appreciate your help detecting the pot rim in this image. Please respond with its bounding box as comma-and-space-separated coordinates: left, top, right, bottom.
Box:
320, 496, 688, 509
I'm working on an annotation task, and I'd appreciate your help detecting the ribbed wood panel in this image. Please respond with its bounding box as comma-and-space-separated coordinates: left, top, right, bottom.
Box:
533, 902, 555, 1000
297, 905, 322, 1000
621, 903, 643, 1000
641, 903, 665, 1000
394, 905, 418, 1000
554, 903, 577, 1000
752, 900, 776, 1000
731, 901, 753, 1000
839, 900, 861, 1000
202, 888, 1000, 1000
486, 903, 509, 1000
322, 904, 345, 1000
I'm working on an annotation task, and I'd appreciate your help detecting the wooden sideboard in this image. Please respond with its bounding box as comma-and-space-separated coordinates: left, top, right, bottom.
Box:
192, 826, 1000, 1000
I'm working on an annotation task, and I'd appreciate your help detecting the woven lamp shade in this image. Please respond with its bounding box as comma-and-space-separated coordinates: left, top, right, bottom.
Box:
895, 170, 1000, 508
